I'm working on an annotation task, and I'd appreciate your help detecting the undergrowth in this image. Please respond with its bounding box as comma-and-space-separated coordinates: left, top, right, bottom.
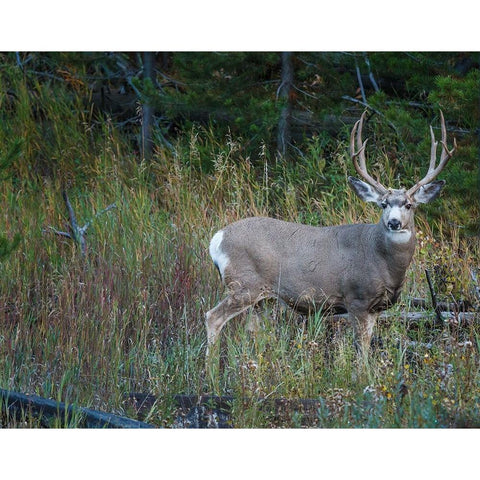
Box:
0, 85, 479, 428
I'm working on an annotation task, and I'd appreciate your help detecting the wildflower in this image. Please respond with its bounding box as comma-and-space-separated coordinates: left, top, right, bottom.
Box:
423, 353, 433, 365
380, 385, 392, 400
242, 359, 258, 372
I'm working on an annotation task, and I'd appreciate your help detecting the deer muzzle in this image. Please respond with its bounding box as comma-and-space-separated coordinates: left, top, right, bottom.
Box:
387, 219, 402, 231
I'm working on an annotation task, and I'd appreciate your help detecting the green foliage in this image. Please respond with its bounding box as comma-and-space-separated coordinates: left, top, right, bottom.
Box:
0, 133, 23, 260
0, 138, 23, 180
0, 233, 20, 261
429, 69, 480, 128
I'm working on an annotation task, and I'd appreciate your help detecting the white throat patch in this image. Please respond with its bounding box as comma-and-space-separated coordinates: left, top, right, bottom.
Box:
387, 229, 412, 243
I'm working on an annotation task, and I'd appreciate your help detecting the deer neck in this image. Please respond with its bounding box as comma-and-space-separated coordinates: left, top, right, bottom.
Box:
374, 221, 417, 280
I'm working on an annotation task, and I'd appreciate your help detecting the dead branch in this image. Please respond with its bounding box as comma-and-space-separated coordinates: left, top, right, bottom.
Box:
341, 96, 402, 140
363, 52, 380, 92
470, 268, 480, 303
46, 190, 116, 256
81, 202, 117, 232
62, 190, 85, 253
425, 269, 443, 327
45, 227, 72, 239
354, 56, 366, 103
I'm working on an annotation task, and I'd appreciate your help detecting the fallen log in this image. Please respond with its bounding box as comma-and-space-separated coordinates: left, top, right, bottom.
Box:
128, 393, 323, 428
331, 310, 478, 326
0, 388, 154, 428
408, 297, 473, 312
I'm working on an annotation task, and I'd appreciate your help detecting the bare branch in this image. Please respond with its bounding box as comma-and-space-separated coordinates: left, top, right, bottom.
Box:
62, 190, 80, 242
81, 203, 117, 234
354, 56, 366, 103
44, 226, 72, 239
470, 269, 480, 303
425, 269, 443, 327
363, 52, 380, 92
342, 96, 401, 137
46, 191, 117, 257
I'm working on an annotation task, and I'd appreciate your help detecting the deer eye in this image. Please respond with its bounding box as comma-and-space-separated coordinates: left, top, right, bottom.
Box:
405, 203, 412, 210
381, 201, 388, 209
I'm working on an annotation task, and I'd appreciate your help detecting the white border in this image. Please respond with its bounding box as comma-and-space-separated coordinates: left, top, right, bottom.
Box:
1, 1, 479, 51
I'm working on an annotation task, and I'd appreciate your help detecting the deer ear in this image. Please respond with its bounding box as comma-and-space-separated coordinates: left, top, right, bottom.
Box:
413, 180, 446, 204
348, 176, 382, 204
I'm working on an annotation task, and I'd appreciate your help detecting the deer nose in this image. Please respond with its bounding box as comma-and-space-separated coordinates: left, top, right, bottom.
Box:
388, 219, 402, 231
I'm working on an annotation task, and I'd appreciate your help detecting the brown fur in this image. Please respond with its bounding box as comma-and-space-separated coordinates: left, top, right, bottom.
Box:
206, 183, 443, 357
206, 112, 454, 358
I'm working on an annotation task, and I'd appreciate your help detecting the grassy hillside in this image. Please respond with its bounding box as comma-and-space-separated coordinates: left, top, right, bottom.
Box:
0, 61, 479, 428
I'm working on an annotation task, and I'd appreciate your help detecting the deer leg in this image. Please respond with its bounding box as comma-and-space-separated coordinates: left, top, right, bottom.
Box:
349, 310, 377, 356
246, 304, 264, 333
205, 289, 263, 356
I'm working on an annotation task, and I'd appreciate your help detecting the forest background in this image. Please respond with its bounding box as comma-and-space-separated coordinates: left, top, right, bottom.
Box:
0, 52, 479, 435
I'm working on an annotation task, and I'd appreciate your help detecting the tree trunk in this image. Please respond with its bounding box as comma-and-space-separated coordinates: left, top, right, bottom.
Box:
142, 52, 155, 161
277, 52, 294, 160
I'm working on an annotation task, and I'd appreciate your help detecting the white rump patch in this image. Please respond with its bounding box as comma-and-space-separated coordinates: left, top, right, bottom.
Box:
209, 230, 230, 278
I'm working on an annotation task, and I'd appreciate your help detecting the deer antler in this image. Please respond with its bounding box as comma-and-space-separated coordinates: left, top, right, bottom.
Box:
406, 111, 457, 197
350, 111, 388, 195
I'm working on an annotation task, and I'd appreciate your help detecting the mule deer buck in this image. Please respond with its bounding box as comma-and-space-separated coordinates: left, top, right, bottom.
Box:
205, 111, 456, 357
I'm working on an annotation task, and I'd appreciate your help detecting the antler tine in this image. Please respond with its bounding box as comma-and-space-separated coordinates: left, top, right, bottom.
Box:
407, 111, 457, 197
350, 111, 388, 194
428, 125, 438, 173
439, 110, 457, 164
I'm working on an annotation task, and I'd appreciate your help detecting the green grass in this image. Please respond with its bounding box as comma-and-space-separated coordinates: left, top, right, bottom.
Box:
0, 79, 479, 428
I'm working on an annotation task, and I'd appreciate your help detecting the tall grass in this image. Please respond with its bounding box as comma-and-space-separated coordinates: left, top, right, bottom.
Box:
0, 79, 479, 427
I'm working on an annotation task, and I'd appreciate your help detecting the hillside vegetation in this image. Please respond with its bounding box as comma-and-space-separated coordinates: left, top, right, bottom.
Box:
0, 52, 478, 427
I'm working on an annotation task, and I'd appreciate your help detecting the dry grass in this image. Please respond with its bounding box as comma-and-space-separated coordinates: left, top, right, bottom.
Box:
0, 92, 478, 427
